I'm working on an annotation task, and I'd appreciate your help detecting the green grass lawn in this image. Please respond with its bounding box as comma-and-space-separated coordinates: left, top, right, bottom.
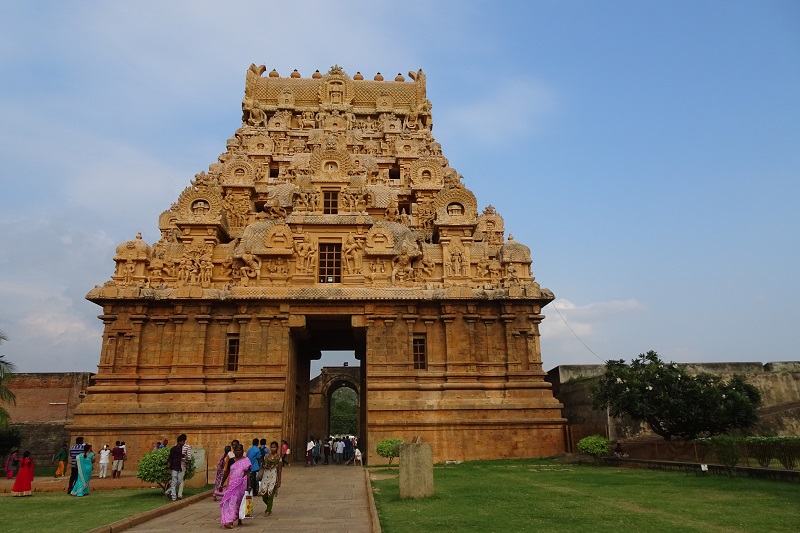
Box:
370, 459, 800, 533
0, 485, 210, 533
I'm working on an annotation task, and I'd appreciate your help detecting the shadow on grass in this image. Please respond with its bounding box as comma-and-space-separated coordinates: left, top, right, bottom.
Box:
0, 485, 212, 533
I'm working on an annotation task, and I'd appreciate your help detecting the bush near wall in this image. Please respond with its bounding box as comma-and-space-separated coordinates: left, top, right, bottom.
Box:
697, 435, 800, 471
577, 435, 611, 458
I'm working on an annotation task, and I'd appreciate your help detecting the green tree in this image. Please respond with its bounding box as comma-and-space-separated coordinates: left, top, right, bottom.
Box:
376, 438, 404, 464
591, 351, 761, 440
329, 387, 358, 436
0, 330, 17, 427
136, 447, 196, 491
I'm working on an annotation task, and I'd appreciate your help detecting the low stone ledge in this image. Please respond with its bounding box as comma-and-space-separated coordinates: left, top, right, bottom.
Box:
85, 489, 213, 533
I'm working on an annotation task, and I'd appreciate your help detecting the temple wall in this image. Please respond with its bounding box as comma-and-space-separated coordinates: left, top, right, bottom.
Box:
69, 299, 566, 468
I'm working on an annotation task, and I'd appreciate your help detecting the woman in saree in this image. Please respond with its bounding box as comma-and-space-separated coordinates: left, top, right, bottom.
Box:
11, 451, 34, 496
212, 445, 232, 501
219, 443, 250, 529
259, 441, 282, 515
70, 444, 94, 497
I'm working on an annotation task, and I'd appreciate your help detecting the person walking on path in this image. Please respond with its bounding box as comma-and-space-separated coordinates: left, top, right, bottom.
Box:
98, 444, 111, 478
336, 438, 345, 464
53, 442, 68, 477
246, 438, 262, 508
178, 435, 191, 499
70, 444, 94, 497
5, 449, 19, 478
67, 437, 84, 493
306, 436, 315, 467
323, 439, 331, 465
259, 441, 282, 516
11, 450, 34, 496
219, 443, 250, 529
110, 441, 125, 479
213, 445, 231, 501
166, 435, 186, 501
281, 440, 290, 467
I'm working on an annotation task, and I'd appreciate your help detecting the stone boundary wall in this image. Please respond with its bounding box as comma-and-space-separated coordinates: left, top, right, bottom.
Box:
5, 373, 93, 464
547, 362, 800, 439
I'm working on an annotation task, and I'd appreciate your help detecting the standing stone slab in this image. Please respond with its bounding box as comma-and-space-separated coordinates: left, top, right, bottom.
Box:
399, 442, 434, 499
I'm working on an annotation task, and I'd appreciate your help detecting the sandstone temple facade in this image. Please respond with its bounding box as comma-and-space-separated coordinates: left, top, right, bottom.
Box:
70, 65, 566, 465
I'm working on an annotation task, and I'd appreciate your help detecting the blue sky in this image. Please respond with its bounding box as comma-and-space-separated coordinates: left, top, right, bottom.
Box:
1, 1, 798, 374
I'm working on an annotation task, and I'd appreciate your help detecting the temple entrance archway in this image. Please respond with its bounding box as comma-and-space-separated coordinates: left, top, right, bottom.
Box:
290, 315, 366, 463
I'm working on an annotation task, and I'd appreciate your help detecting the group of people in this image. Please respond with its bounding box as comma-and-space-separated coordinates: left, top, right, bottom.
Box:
305, 436, 362, 466
4, 449, 34, 496
213, 437, 284, 529
64, 437, 128, 496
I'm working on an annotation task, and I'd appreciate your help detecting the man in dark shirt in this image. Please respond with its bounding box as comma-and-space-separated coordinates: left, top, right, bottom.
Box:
110, 441, 126, 478
167, 434, 187, 501
67, 436, 84, 493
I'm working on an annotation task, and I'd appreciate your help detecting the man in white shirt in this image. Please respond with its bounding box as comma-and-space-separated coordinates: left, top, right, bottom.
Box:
98, 444, 111, 478
306, 436, 315, 467
336, 439, 345, 464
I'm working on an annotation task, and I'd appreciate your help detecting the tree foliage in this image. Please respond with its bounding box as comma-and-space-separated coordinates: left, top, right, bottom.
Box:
591, 351, 762, 440
0, 426, 22, 457
0, 331, 17, 427
330, 387, 358, 436
376, 438, 404, 464
135, 447, 196, 491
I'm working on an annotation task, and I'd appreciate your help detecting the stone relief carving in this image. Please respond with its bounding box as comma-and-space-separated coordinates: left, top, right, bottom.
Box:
343, 233, 365, 275
100, 65, 548, 298
293, 234, 317, 274
222, 191, 251, 228
364, 221, 395, 254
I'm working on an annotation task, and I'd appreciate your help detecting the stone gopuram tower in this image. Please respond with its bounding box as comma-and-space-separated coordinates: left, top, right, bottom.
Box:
71, 65, 566, 465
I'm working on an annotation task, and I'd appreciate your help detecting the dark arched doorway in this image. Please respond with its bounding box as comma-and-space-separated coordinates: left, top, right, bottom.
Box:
290, 315, 367, 463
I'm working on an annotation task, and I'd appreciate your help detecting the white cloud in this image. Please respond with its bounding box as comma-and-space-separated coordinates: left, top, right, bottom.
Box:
442, 78, 560, 144
540, 298, 644, 368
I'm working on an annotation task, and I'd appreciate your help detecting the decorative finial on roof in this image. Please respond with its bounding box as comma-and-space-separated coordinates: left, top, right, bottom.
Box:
291, 69, 300, 78
395, 73, 405, 82
374, 72, 384, 81
354, 71, 363, 80
312, 69, 322, 79
269, 69, 279, 77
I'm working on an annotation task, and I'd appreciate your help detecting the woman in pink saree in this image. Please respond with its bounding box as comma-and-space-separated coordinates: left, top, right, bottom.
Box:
219, 443, 250, 529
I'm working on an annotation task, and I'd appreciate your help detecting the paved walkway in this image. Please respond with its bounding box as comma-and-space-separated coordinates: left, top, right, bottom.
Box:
126, 464, 376, 533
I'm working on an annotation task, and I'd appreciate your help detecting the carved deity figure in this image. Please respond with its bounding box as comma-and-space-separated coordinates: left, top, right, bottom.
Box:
240, 252, 262, 286
301, 111, 315, 129
399, 209, 411, 226
123, 260, 135, 285
264, 191, 286, 219
417, 198, 435, 230
243, 98, 266, 127
343, 233, 364, 275
223, 191, 251, 227
488, 259, 502, 285
391, 248, 414, 285
294, 236, 317, 274
451, 247, 464, 277
504, 263, 520, 286
200, 260, 213, 287
476, 255, 490, 279
385, 200, 399, 222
